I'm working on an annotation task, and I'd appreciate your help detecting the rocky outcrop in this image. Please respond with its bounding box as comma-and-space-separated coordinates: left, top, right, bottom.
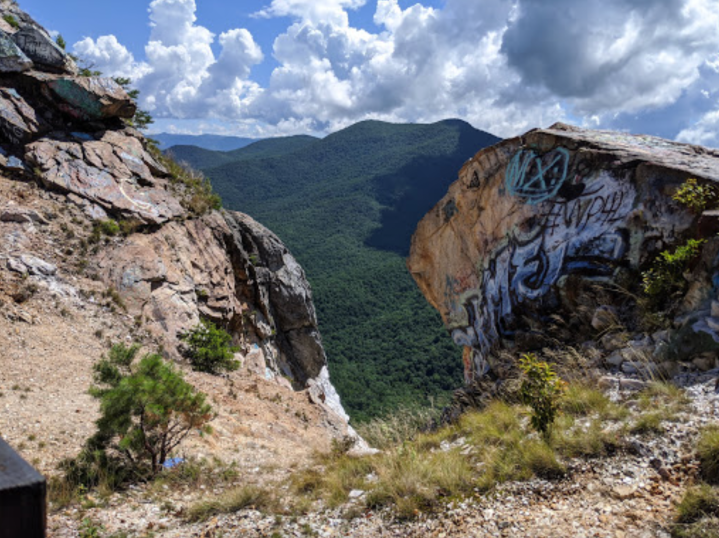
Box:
0, 2, 352, 433
408, 123, 719, 382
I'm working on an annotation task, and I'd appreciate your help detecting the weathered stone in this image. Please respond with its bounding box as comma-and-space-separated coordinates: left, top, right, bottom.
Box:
0, 29, 32, 72
605, 352, 624, 367
223, 211, 328, 386
619, 378, 647, 391
12, 26, 67, 71
8, 254, 56, 276
0, 204, 47, 224
0, 87, 44, 144
409, 123, 719, 382
26, 136, 184, 224
592, 305, 619, 332
28, 72, 135, 120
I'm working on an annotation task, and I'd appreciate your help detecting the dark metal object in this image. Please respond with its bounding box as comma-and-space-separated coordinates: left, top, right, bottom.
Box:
0, 436, 46, 538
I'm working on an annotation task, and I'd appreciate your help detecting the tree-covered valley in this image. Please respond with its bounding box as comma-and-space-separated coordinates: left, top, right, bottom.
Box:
169, 119, 501, 421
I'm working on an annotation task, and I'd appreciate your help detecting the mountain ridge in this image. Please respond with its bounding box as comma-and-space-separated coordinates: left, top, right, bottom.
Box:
172, 118, 502, 420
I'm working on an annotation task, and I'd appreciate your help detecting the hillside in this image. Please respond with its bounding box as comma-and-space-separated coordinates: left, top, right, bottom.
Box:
179, 119, 501, 421
150, 133, 256, 151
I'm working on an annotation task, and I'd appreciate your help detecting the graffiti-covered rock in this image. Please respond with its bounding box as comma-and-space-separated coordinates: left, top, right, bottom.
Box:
408, 123, 719, 382
12, 26, 68, 71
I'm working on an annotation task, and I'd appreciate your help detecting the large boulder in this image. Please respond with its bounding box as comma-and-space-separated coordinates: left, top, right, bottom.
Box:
0, 29, 32, 72
26, 132, 183, 224
0, 87, 44, 144
408, 123, 719, 382
33, 74, 136, 121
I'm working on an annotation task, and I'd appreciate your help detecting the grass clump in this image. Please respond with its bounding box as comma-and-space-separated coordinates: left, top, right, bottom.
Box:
698, 425, 719, 484
186, 485, 274, 522
148, 142, 222, 215
180, 319, 240, 374
3, 14, 19, 28
672, 484, 719, 538
355, 405, 439, 450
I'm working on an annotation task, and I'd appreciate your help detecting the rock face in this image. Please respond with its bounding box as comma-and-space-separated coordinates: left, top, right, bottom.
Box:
0, 1, 352, 433
408, 123, 719, 382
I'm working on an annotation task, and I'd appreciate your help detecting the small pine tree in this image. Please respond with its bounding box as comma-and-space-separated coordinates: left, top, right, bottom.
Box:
518, 353, 566, 438
180, 319, 240, 374
86, 343, 213, 477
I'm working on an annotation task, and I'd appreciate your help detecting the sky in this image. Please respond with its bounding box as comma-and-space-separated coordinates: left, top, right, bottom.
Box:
19, 0, 719, 146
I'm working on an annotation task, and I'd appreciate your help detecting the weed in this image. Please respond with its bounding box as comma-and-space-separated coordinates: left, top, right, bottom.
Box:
103, 287, 126, 311
630, 412, 666, 435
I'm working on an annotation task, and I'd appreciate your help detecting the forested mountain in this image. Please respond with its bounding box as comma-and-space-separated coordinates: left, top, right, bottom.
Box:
150, 133, 257, 151
174, 120, 501, 421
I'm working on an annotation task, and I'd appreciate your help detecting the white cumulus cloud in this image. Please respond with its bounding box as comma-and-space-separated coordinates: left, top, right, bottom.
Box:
71, 0, 719, 145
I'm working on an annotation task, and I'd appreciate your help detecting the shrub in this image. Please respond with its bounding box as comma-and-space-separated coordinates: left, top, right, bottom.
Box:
698, 425, 719, 484
642, 238, 706, 297
180, 319, 240, 374
518, 353, 566, 436
3, 14, 19, 29
69, 344, 213, 483
673, 178, 717, 214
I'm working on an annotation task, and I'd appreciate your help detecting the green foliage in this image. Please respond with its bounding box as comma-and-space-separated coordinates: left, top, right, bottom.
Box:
113, 77, 154, 130
74, 343, 213, 482
673, 178, 717, 214
642, 238, 706, 297
55, 34, 67, 50
698, 425, 719, 484
518, 353, 566, 436
180, 319, 240, 374
147, 140, 222, 214
174, 120, 499, 420
3, 14, 19, 28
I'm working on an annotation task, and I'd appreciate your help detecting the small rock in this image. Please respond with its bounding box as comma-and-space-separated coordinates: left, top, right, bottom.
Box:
605, 352, 624, 367
601, 332, 628, 352
619, 378, 647, 391
612, 484, 637, 500
592, 305, 619, 332
621, 362, 639, 375
348, 490, 365, 499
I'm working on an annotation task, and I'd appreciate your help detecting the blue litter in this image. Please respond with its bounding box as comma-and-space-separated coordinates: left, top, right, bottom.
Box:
162, 457, 185, 469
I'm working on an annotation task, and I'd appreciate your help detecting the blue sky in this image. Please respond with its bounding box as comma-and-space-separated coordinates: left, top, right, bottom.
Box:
19, 0, 719, 147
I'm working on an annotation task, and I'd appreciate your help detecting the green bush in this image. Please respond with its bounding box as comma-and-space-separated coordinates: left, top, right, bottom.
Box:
518, 353, 566, 436
71, 344, 213, 482
3, 14, 19, 29
180, 319, 240, 374
673, 178, 717, 214
642, 238, 706, 297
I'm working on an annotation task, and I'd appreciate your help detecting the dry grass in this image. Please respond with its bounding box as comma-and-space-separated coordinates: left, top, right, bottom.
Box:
185, 484, 275, 522
355, 405, 440, 450
698, 425, 719, 484
672, 484, 719, 538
